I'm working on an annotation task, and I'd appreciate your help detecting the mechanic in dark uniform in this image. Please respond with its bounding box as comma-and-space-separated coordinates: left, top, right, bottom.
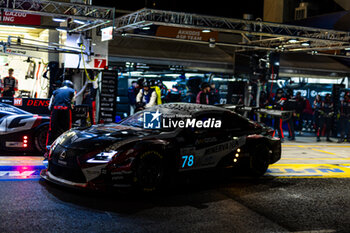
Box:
313, 94, 323, 142
272, 88, 286, 142
208, 82, 220, 105
294, 91, 306, 135
320, 93, 334, 142
157, 80, 168, 104
196, 82, 210, 104
1, 68, 18, 97
166, 84, 182, 103
338, 92, 350, 143
285, 89, 296, 141
46, 80, 75, 146
128, 81, 138, 115
82, 82, 98, 126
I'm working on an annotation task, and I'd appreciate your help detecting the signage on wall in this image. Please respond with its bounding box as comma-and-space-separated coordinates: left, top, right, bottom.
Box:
155, 26, 218, 42
0, 98, 50, 115
94, 58, 107, 69
101, 26, 113, 41
0, 11, 41, 26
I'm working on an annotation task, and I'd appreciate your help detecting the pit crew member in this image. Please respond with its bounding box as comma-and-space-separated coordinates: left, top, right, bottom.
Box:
1, 68, 18, 97
46, 80, 75, 146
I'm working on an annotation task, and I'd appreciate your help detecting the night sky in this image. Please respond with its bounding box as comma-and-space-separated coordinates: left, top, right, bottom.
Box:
94, 0, 265, 19
94, 0, 344, 20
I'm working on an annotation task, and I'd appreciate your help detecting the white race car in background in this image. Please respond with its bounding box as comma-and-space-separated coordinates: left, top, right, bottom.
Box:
0, 103, 50, 154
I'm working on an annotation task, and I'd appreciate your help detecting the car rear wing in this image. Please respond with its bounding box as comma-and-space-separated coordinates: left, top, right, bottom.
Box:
218, 104, 293, 121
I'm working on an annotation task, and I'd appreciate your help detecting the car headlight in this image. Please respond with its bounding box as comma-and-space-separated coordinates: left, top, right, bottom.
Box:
87, 150, 119, 164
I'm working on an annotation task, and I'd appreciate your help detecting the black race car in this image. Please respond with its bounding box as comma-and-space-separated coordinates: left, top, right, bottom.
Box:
41, 103, 281, 191
0, 102, 49, 154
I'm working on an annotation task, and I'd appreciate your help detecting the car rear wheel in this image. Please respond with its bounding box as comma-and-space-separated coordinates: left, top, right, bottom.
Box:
135, 151, 164, 192
249, 143, 270, 177
34, 125, 49, 154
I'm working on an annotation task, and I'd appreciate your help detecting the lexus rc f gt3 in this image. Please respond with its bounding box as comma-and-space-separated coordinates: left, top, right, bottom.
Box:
0, 103, 49, 154
41, 103, 281, 191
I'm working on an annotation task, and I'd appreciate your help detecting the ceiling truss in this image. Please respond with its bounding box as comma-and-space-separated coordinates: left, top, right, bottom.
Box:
114, 8, 350, 54
0, 0, 115, 32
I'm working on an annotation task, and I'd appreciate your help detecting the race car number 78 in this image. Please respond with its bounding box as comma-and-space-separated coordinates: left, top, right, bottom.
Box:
182, 155, 194, 168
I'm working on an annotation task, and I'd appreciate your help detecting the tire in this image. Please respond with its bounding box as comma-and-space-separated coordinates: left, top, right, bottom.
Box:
34, 125, 49, 154
249, 143, 270, 177
135, 151, 164, 192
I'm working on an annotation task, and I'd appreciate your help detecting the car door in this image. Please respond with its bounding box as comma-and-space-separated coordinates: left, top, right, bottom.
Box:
177, 111, 238, 171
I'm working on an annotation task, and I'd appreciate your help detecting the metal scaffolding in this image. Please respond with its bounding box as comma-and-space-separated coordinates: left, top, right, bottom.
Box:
0, 0, 115, 32
114, 8, 350, 53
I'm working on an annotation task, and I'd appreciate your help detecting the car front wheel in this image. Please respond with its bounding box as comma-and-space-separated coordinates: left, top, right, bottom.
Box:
249, 143, 270, 177
135, 151, 164, 192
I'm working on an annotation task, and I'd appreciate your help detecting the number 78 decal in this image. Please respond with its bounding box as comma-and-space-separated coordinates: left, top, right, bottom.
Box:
182, 155, 195, 168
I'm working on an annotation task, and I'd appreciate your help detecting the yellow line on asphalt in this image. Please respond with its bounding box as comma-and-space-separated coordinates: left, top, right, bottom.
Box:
311, 148, 336, 155
281, 158, 350, 160
283, 145, 350, 148
267, 164, 350, 178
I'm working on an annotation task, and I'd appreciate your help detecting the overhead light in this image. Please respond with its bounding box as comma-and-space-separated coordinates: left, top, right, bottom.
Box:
345, 48, 350, 50
301, 41, 310, 46
202, 29, 211, 33
142, 26, 150, 30
288, 38, 298, 43
52, 17, 66, 23
56, 27, 67, 32
73, 19, 87, 25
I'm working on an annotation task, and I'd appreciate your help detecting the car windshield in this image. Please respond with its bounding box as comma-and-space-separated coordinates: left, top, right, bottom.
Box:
119, 111, 144, 128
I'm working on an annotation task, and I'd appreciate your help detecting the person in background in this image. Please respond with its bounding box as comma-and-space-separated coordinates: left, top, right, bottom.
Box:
321, 93, 334, 142
136, 78, 144, 95
82, 81, 98, 126
157, 80, 168, 103
295, 91, 306, 135
1, 68, 18, 97
313, 94, 323, 142
136, 80, 157, 110
338, 92, 350, 143
128, 81, 138, 115
150, 79, 162, 105
46, 80, 76, 146
186, 76, 202, 103
166, 84, 182, 103
302, 98, 314, 133
285, 89, 296, 141
196, 82, 210, 104
272, 88, 287, 142
208, 82, 220, 105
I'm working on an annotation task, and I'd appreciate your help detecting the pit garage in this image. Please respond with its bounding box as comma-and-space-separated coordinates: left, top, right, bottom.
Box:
1, 1, 350, 233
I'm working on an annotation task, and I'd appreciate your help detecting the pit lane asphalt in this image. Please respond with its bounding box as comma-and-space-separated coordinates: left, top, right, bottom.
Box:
1, 138, 350, 233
